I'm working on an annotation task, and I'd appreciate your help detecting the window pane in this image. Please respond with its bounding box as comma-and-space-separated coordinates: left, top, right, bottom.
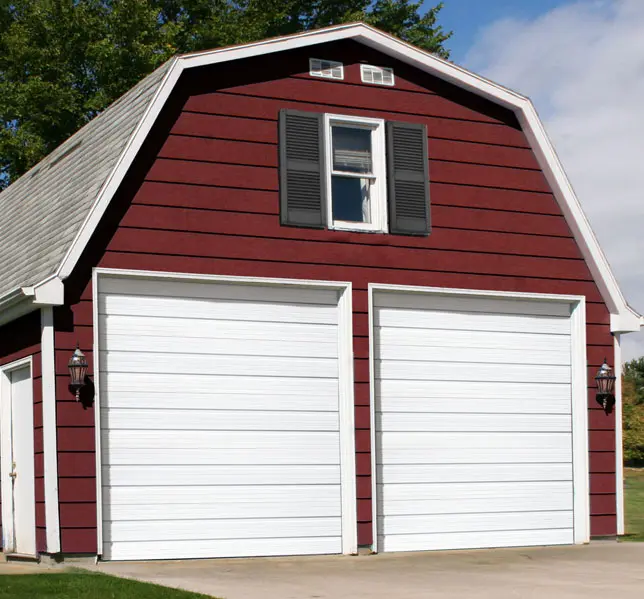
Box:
332, 126, 372, 173
332, 176, 371, 223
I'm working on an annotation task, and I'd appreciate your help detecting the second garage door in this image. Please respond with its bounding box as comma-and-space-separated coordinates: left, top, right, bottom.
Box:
98, 275, 351, 561
374, 290, 576, 553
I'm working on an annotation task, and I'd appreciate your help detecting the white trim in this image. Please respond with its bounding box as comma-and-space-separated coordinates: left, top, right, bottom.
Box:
40, 307, 61, 554
48, 23, 639, 332
570, 296, 590, 544
368, 283, 378, 550
93, 267, 357, 556
0, 356, 36, 556
367, 283, 590, 552
92, 268, 103, 554
324, 113, 388, 233
614, 334, 625, 535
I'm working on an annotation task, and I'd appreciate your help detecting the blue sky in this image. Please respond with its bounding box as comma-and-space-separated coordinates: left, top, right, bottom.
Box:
422, 0, 644, 360
430, 0, 570, 63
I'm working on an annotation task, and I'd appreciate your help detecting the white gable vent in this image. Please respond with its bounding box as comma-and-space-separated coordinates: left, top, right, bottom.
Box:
309, 58, 344, 80
361, 64, 395, 86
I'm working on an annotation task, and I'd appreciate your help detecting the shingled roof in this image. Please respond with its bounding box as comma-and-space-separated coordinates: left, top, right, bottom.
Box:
0, 58, 175, 298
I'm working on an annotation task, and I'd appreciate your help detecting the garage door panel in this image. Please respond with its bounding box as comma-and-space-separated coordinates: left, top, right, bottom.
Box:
377, 379, 571, 404
104, 484, 341, 506
377, 463, 573, 484
374, 291, 575, 553
104, 447, 340, 466
103, 409, 340, 432
376, 343, 570, 366
378, 481, 572, 502
103, 465, 341, 487
377, 412, 571, 433
100, 315, 337, 343
101, 332, 337, 359
104, 517, 342, 543
376, 360, 570, 384
378, 511, 573, 535
377, 327, 571, 352
379, 432, 571, 451
103, 430, 339, 451
104, 536, 341, 561
104, 499, 340, 521
100, 276, 340, 306
375, 308, 570, 335
101, 351, 338, 379
374, 292, 571, 317
104, 373, 338, 402
377, 492, 572, 516
377, 529, 574, 553
99, 294, 338, 325
374, 447, 572, 465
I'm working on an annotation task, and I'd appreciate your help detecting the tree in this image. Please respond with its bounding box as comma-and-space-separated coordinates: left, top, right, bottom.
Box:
623, 357, 644, 466
0, 0, 451, 189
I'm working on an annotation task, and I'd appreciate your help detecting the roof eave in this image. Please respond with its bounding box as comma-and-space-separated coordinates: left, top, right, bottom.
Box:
0, 276, 65, 328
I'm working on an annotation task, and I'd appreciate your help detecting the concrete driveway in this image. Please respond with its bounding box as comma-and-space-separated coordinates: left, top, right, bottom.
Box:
83, 542, 644, 599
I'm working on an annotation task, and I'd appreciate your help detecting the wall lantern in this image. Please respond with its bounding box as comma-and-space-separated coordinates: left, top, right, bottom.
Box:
68, 345, 88, 401
595, 358, 616, 414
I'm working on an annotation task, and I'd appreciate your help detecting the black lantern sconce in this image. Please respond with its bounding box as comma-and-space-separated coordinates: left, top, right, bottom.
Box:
595, 358, 616, 414
68, 345, 89, 401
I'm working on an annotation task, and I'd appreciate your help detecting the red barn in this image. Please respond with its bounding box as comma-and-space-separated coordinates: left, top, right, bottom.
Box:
0, 24, 640, 562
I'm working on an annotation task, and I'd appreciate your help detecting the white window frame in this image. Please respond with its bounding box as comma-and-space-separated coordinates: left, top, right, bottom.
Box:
324, 113, 388, 233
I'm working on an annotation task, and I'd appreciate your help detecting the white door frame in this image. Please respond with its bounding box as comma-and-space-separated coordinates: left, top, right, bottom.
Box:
0, 356, 37, 556
368, 283, 590, 552
92, 267, 357, 557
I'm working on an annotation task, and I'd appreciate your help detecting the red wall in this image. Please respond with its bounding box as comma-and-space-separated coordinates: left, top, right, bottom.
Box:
55, 40, 618, 552
0, 311, 46, 552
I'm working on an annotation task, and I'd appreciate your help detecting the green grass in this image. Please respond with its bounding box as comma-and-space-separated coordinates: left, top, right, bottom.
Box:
0, 571, 217, 599
624, 467, 644, 541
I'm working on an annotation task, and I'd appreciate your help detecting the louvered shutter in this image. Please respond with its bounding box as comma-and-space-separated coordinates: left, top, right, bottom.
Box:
279, 110, 326, 228
386, 121, 430, 236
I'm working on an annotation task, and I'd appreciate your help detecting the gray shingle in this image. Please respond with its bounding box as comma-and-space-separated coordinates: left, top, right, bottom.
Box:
0, 59, 175, 298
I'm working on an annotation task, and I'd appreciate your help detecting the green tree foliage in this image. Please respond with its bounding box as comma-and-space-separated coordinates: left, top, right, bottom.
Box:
623, 357, 644, 466
0, 0, 451, 188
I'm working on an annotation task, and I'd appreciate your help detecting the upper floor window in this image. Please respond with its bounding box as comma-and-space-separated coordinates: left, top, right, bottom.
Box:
325, 115, 387, 233
279, 109, 430, 237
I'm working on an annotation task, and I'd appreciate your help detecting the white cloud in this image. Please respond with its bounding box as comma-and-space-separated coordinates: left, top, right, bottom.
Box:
464, 0, 644, 361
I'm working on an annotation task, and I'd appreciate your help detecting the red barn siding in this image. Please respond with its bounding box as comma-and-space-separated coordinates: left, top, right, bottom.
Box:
0, 311, 45, 552
54, 40, 618, 552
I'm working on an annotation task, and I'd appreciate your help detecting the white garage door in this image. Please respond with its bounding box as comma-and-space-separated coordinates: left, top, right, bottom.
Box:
98, 276, 346, 560
374, 291, 575, 553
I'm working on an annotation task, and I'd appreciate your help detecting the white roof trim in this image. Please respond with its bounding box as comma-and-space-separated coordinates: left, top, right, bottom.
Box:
47, 23, 638, 332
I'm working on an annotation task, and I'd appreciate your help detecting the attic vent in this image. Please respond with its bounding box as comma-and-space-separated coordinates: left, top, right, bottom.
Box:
361, 64, 395, 86
309, 58, 344, 80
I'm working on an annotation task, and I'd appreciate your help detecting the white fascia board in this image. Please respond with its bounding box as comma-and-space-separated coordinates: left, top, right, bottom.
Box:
0, 288, 35, 327
53, 23, 640, 329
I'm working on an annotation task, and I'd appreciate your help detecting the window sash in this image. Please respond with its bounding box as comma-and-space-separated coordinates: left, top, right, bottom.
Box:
324, 114, 387, 233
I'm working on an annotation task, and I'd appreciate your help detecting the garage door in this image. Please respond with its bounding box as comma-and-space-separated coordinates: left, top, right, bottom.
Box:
374, 291, 575, 552
98, 276, 348, 560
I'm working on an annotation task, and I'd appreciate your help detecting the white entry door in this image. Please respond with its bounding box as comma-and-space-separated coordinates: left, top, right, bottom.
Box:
1, 362, 36, 556
373, 290, 578, 553
98, 275, 354, 561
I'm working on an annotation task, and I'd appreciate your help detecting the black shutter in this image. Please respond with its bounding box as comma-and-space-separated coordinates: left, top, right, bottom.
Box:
279, 109, 326, 228
386, 121, 430, 236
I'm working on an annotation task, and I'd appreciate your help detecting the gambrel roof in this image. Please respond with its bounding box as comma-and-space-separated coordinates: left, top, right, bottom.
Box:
0, 23, 640, 331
